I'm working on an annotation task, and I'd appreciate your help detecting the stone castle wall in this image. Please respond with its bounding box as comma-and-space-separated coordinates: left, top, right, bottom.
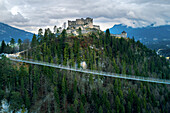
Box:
76, 18, 85, 25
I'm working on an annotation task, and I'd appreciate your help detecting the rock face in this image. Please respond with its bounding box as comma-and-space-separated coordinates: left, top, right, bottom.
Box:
0, 22, 33, 42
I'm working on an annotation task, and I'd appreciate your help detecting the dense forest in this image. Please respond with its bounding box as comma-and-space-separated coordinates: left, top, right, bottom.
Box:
0, 28, 169, 112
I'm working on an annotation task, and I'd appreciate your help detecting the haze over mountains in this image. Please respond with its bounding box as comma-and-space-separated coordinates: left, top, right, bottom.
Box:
0, 22, 33, 42
109, 24, 170, 50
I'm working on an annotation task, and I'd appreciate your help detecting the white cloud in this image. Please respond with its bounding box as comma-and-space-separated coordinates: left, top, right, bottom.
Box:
0, 0, 170, 33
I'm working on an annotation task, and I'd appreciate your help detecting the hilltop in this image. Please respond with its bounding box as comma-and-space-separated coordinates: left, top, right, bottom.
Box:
0, 22, 33, 42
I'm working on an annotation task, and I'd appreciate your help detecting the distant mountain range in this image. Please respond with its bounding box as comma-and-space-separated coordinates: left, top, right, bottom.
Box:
1, 22, 170, 51
0, 22, 33, 43
109, 24, 170, 50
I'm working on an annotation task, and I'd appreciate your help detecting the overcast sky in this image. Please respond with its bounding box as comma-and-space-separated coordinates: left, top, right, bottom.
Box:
1, 0, 170, 33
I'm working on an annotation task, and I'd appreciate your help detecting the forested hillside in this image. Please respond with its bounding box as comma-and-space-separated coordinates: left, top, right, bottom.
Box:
0, 28, 169, 112
23, 29, 170, 79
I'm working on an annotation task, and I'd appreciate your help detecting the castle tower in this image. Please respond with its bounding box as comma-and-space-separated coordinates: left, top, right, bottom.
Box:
85, 17, 93, 28
85, 17, 93, 24
121, 31, 127, 38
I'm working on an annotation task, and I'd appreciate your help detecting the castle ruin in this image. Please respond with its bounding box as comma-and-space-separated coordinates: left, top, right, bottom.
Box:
68, 17, 100, 30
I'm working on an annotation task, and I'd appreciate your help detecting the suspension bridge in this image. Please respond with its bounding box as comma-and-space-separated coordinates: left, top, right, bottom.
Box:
8, 57, 170, 85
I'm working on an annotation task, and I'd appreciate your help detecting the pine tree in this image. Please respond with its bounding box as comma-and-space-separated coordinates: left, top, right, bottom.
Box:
62, 76, 66, 96
18, 39, 22, 51
25, 89, 30, 109
21, 77, 24, 93
122, 61, 126, 74
69, 105, 75, 113
120, 104, 125, 113
79, 102, 85, 113
78, 27, 82, 37
54, 87, 60, 112
114, 79, 118, 93
74, 98, 78, 111
115, 95, 120, 113
60, 29, 67, 54
98, 106, 103, 113
70, 48, 75, 67
105, 29, 110, 45
63, 44, 69, 66
32, 86, 37, 103
127, 101, 131, 113
73, 78, 77, 95
10, 38, 15, 47
0, 40, 6, 53
38, 28, 43, 43
31, 34, 37, 48
113, 57, 119, 73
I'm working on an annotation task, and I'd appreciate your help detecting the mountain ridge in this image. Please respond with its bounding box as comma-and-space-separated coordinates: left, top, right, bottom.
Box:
109, 24, 170, 46
0, 22, 33, 42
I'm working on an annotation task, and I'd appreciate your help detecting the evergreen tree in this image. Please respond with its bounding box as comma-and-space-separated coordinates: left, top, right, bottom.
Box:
127, 101, 131, 113
78, 27, 82, 37
73, 78, 77, 95
122, 61, 126, 74
98, 106, 103, 113
62, 76, 66, 96
18, 39, 22, 51
113, 57, 119, 73
32, 86, 37, 103
38, 28, 43, 43
105, 29, 110, 45
10, 38, 16, 53
74, 98, 78, 111
25, 90, 30, 109
79, 102, 85, 113
120, 104, 125, 113
10, 38, 15, 47
54, 87, 60, 108
0, 40, 6, 53
70, 48, 75, 67
63, 44, 69, 66
115, 95, 120, 113
31, 34, 37, 48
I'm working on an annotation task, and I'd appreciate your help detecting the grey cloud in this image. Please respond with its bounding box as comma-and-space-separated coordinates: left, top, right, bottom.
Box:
0, 0, 170, 33
0, 0, 29, 23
